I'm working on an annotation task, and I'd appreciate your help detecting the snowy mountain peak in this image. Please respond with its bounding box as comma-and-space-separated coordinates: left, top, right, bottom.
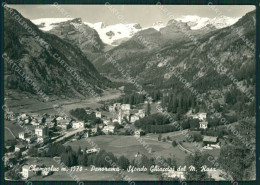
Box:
150, 21, 165, 31
175, 15, 240, 30
31, 18, 74, 31
88, 22, 106, 29
31, 15, 240, 46
84, 22, 144, 46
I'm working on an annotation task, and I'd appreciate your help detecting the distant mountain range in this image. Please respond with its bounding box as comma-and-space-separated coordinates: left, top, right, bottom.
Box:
5, 7, 255, 99
175, 15, 239, 30
32, 15, 240, 47
92, 10, 255, 94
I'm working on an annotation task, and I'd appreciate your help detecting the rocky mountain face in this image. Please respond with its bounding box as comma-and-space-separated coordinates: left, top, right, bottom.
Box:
32, 18, 105, 61
93, 10, 255, 94
4, 8, 111, 98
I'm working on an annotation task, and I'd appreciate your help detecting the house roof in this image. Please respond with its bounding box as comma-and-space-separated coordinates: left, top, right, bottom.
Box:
199, 122, 208, 125
203, 136, 218, 142
58, 119, 70, 124
22, 164, 30, 169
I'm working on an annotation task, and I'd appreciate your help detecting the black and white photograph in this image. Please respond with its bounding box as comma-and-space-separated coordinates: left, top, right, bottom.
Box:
1, 1, 257, 183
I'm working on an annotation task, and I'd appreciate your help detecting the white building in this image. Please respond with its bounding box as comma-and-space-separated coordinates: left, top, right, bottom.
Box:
20, 114, 27, 120
191, 115, 199, 119
138, 109, 145, 118
198, 113, 207, 121
56, 116, 63, 121
103, 125, 115, 134
31, 120, 40, 126
24, 119, 30, 124
121, 104, 130, 111
113, 118, 119, 123
134, 130, 145, 137
95, 111, 102, 118
25, 137, 35, 143
130, 115, 139, 123
21, 165, 34, 179
15, 145, 26, 152
199, 122, 208, 129
35, 126, 49, 137
86, 148, 99, 154
83, 132, 89, 138
72, 122, 85, 129
19, 132, 30, 140
108, 106, 114, 112
103, 119, 110, 125
118, 110, 122, 124
190, 113, 207, 121
19, 132, 35, 143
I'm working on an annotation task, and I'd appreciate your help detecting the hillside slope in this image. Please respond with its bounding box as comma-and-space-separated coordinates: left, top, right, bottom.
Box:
93, 10, 255, 95
4, 8, 111, 98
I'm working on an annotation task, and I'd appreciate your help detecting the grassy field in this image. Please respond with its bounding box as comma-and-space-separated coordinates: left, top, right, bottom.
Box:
5, 121, 24, 140
65, 135, 189, 165
5, 127, 16, 141
5, 120, 36, 141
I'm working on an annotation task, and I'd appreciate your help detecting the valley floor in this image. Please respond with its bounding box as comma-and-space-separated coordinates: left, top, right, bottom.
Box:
4, 89, 122, 114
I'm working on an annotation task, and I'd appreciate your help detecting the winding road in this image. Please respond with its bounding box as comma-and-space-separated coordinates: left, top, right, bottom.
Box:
5, 127, 16, 139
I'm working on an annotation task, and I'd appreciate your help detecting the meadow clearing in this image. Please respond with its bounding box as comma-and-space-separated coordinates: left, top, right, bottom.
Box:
65, 134, 189, 165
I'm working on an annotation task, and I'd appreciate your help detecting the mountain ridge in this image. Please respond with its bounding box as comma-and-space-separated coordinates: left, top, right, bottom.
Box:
32, 14, 239, 47
92, 10, 255, 95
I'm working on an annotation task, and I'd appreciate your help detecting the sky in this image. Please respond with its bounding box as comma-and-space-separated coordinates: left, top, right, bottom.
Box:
9, 4, 255, 27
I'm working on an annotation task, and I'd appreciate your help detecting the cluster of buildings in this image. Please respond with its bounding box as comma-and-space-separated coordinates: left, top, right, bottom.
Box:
87, 102, 148, 135
5, 112, 39, 126
202, 136, 220, 149
188, 112, 221, 149
189, 112, 208, 129
19, 125, 49, 144
108, 103, 146, 124
65, 102, 148, 135
5, 102, 149, 179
